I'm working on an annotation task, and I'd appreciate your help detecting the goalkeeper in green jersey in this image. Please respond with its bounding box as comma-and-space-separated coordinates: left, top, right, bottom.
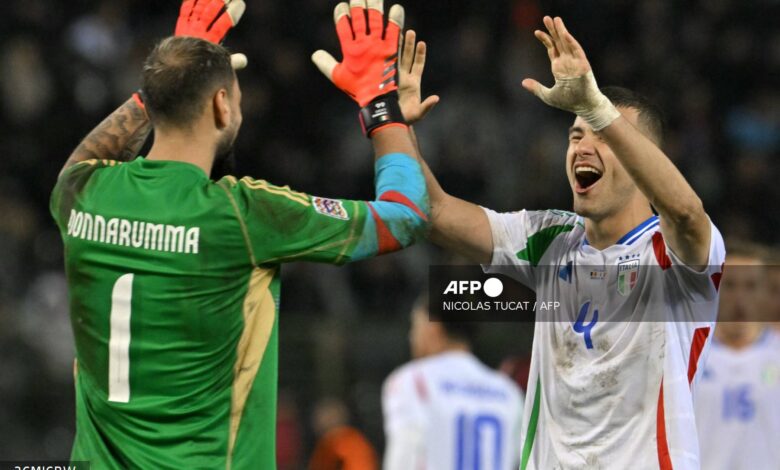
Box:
49, 1, 429, 468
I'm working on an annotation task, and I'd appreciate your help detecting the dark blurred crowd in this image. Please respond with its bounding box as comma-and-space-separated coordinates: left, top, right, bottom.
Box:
0, 0, 778, 464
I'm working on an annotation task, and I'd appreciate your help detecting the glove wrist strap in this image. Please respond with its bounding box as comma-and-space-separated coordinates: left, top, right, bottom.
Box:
359, 93, 407, 137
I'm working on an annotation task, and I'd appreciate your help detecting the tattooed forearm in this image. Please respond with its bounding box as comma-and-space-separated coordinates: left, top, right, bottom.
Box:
61, 98, 152, 175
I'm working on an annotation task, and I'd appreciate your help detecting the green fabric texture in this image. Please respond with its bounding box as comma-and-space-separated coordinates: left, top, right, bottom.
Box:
50, 158, 371, 469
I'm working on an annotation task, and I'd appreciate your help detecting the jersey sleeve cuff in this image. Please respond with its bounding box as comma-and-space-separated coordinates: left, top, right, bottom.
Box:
480, 207, 504, 272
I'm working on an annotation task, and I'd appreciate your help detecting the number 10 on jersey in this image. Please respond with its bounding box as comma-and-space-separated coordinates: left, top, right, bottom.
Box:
456, 412, 503, 470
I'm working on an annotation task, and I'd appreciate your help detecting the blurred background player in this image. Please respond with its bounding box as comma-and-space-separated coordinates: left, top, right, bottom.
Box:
382, 296, 524, 470
401, 16, 725, 470
308, 397, 378, 470
694, 241, 780, 470
50, 0, 429, 467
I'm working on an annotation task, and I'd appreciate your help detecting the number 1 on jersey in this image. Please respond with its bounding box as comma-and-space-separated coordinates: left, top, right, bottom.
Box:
108, 273, 133, 403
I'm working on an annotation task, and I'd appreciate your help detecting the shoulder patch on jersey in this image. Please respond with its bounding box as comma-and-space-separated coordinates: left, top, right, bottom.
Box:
313, 197, 349, 220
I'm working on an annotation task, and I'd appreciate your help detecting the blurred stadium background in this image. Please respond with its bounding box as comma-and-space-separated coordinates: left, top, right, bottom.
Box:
0, 0, 777, 465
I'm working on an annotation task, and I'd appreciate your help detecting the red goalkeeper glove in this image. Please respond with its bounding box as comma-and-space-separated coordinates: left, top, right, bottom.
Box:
132, 0, 247, 110
175, 0, 248, 69
312, 0, 405, 107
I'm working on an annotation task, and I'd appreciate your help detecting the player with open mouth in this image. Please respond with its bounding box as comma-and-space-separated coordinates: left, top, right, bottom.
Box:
397, 14, 726, 470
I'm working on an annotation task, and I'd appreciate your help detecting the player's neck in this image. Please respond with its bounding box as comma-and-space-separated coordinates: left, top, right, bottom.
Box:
146, 127, 215, 176
715, 323, 764, 350
429, 342, 470, 356
584, 204, 654, 250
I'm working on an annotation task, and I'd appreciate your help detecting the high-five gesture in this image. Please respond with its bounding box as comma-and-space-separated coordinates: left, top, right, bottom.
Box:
312, 0, 405, 107
312, 0, 411, 137
522, 16, 619, 131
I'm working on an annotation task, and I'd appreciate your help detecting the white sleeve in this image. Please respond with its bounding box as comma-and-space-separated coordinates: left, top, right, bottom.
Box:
664, 219, 726, 303
382, 368, 427, 470
482, 208, 580, 288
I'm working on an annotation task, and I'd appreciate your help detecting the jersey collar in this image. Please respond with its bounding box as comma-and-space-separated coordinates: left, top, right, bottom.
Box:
135, 157, 209, 180
582, 215, 659, 247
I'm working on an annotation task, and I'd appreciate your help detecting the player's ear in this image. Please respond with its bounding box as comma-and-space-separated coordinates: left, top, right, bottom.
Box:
213, 88, 231, 130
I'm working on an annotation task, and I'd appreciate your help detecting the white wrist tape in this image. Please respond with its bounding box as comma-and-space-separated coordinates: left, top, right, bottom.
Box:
574, 71, 620, 131
535, 70, 622, 131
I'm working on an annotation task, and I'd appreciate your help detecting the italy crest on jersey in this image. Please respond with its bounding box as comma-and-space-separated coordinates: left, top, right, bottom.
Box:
617, 258, 640, 296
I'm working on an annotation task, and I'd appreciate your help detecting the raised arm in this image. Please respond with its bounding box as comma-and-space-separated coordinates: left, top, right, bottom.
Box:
397, 30, 494, 264
60, 0, 247, 177
60, 98, 151, 177
217, 0, 430, 266
597, 113, 709, 266
312, 0, 421, 161
418, 155, 493, 264
522, 16, 710, 266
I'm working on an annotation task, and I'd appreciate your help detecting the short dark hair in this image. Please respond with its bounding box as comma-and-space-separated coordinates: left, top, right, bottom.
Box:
601, 86, 665, 145
414, 294, 479, 346
142, 36, 235, 128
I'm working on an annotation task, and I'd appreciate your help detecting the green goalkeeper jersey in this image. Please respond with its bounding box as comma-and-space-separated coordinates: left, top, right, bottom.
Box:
50, 155, 428, 469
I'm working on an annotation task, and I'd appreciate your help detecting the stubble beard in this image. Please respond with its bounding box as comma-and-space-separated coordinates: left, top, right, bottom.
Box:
212, 126, 239, 180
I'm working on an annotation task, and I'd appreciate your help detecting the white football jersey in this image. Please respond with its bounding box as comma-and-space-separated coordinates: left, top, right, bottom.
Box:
382, 351, 524, 470
483, 209, 725, 470
694, 330, 780, 470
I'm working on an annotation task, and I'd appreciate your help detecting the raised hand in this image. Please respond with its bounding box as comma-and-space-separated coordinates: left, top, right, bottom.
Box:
522, 16, 619, 131
312, 0, 405, 107
398, 30, 439, 124
175, 0, 248, 69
